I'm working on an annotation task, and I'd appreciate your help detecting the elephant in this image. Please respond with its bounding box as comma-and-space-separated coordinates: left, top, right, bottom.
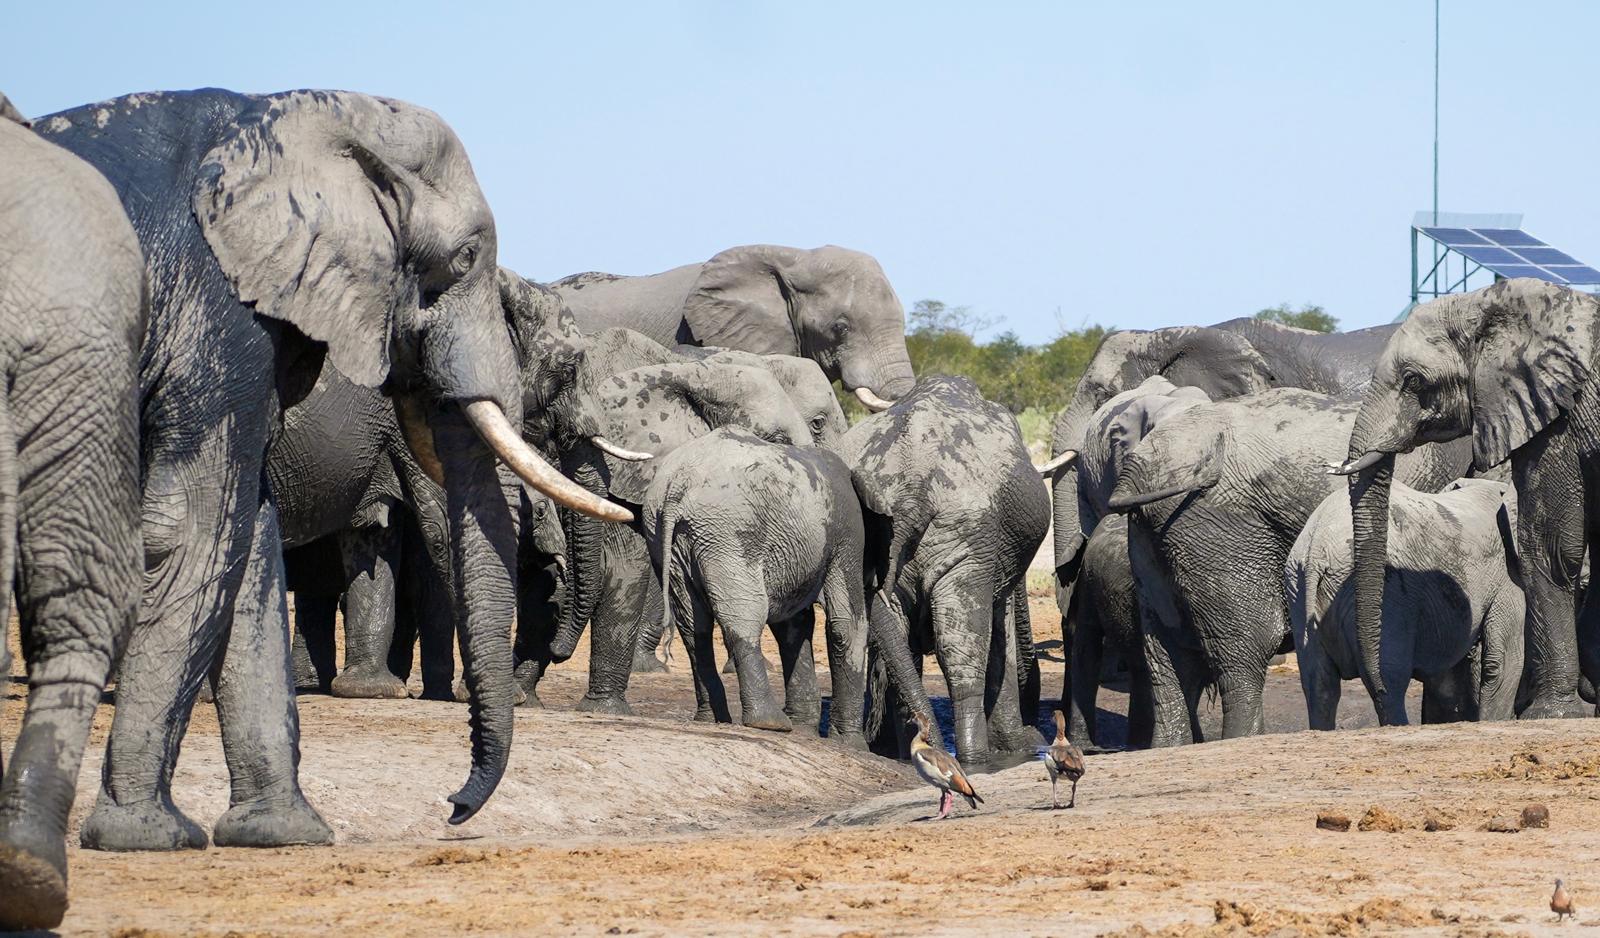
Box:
1107, 388, 1471, 745
1336, 279, 1600, 721
1287, 477, 1525, 728
844, 375, 1050, 764
1039, 320, 1405, 703
35, 89, 624, 852
0, 95, 144, 932
643, 426, 870, 743
551, 244, 915, 410
1062, 376, 1210, 749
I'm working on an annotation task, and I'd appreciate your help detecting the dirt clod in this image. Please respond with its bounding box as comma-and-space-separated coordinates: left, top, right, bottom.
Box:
1423, 809, 1456, 832
1484, 816, 1520, 833
1316, 811, 1351, 832
1520, 803, 1550, 829
1357, 806, 1408, 832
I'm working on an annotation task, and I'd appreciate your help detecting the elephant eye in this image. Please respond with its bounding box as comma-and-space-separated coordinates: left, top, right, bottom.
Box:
831, 317, 850, 338
810, 415, 826, 430
449, 239, 480, 278
1401, 371, 1422, 393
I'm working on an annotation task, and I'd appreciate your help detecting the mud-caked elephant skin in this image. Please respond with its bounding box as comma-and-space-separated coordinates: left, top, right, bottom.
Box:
642, 426, 871, 743
1107, 388, 1472, 746
551, 244, 915, 405
0, 97, 144, 932
842, 375, 1050, 765
32, 88, 617, 854
1289, 477, 1524, 728
1338, 279, 1600, 721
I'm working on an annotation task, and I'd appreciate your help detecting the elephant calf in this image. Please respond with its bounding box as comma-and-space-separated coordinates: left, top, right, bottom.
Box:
1287, 478, 1525, 727
643, 427, 868, 744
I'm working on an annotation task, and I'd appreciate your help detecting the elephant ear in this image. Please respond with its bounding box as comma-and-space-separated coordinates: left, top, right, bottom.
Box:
194, 91, 426, 388
1469, 280, 1598, 470
1158, 328, 1276, 399
1107, 408, 1227, 509
680, 245, 802, 355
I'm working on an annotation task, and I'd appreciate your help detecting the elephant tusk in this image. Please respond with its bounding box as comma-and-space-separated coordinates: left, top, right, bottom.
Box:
1035, 449, 1078, 476
463, 400, 634, 524
395, 394, 446, 487
590, 435, 654, 462
1328, 450, 1385, 476
854, 387, 895, 412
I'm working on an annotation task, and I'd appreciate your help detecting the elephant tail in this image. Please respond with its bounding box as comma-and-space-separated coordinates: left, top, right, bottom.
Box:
656, 486, 684, 669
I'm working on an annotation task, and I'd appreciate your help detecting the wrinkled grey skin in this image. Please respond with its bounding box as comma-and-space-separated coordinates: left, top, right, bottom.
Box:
1063, 377, 1208, 749
843, 375, 1049, 764
1340, 279, 1600, 722
1288, 478, 1524, 728
36, 88, 566, 851
552, 244, 915, 402
1043, 320, 1400, 678
643, 426, 873, 744
0, 100, 144, 932
1108, 389, 1471, 745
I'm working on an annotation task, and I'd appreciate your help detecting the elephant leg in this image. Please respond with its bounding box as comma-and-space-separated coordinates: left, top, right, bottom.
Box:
713, 588, 789, 732
820, 565, 869, 747
512, 553, 561, 709
674, 575, 727, 723
579, 525, 648, 715
1481, 589, 1526, 721
208, 498, 333, 848
630, 573, 668, 673
1066, 587, 1104, 749
986, 585, 1036, 753
1215, 662, 1268, 739
290, 596, 337, 694
772, 609, 821, 734
0, 372, 140, 928
1125, 650, 1155, 749
330, 524, 405, 699
1421, 652, 1476, 723
1139, 607, 1195, 748
411, 549, 457, 702
1297, 637, 1342, 731
1512, 432, 1588, 719
931, 568, 994, 764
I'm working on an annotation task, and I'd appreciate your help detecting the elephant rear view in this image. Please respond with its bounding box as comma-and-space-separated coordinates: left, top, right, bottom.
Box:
0, 96, 144, 930
1288, 478, 1524, 728
843, 375, 1050, 764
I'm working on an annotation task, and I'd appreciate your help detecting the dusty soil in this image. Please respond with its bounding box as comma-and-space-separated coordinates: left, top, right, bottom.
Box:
4, 590, 1596, 935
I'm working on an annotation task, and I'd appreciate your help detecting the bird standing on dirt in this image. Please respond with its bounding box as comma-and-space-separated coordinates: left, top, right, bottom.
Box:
1552, 879, 1577, 922
909, 713, 983, 820
1043, 710, 1086, 809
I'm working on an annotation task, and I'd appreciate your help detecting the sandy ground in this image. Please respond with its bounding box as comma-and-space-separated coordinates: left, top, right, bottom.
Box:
5, 589, 1598, 935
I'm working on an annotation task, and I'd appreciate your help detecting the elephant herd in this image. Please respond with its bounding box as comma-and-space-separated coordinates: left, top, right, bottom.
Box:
0, 86, 1049, 930
1046, 282, 1600, 752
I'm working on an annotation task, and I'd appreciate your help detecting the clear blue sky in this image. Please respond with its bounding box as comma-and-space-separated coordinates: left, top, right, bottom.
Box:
8, 1, 1598, 340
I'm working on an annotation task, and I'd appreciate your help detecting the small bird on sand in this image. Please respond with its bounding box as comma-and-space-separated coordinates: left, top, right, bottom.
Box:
1043, 710, 1086, 809
909, 712, 983, 820
1552, 878, 1577, 922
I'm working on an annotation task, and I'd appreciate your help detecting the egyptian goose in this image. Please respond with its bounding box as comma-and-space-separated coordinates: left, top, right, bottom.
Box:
1043, 710, 1086, 809
1553, 879, 1577, 922
909, 712, 983, 820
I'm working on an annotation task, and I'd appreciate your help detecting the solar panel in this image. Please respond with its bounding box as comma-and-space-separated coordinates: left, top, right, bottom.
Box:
1455, 246, 1524, 266
1420, 227, 1491, 246
1546, 266, 1600, 284
1477, 229, 1547, 247
1488, 265, 1562, 282
1511, 247, 1580, 266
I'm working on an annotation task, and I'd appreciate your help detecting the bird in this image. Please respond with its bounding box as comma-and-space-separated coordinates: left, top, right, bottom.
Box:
1043, 710, 1086, 809
1553, 878, 1577, 922
908, 712, 983, 820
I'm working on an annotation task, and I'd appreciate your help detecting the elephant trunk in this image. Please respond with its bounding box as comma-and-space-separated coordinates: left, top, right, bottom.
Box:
841, 344, 915, 402
1350, 452, 1395, 722
547, 451, 608, 663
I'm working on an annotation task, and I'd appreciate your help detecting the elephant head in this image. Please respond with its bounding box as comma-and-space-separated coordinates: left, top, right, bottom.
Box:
1044, 326, 1274, 610
1334, 278, 1599, 718
191, 91, 635, 823
1076, 376, 1211, 535
683, 245, 914, 408
682, 347, 849, 448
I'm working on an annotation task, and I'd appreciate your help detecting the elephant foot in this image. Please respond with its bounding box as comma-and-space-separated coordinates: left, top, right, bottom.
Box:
0, 843, 66, 931
988, 720, 1043, 753
515, 687, 543, 709
330, 664, 408, 700
576, 694, 633, 716
452, 680, 470, 703
80, 795, 207, 852
212, 796, 333, 848
741, 703, 794, 733
418, 684, 455, 702
828, 729, 868, 750
692, 707, 718, 723
1520, 694, 1592, 721
446, 678, 527, 706
631, 652, 668, 674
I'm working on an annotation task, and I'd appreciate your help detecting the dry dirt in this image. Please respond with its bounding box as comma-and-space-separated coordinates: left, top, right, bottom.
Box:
5, 590, 1600, 936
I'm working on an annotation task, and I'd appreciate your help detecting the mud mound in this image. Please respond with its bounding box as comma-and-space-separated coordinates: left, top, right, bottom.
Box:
57, 698, 912, 844
1472, 746, 1600, 781
1109, 898, 1439, 937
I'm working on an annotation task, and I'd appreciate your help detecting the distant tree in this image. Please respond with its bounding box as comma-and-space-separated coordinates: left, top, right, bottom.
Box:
908, 298, 1000, 339
1254, 302, 1337, 333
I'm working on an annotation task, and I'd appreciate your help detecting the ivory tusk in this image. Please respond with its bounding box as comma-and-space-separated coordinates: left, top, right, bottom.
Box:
853, 387, 894, 412
1329, 450, 1385, 476
463, 400, 634, 523
1035, 449, 1078, 476
395, 394, 446, 487
590, 435, 654, 462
